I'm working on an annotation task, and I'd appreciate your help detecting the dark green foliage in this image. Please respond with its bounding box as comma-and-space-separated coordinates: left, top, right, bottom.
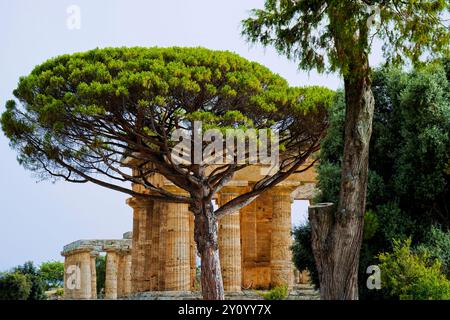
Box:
0, 273, 32, 300
96, 256, 106, 297
416, 226, 450, 278
291, 224, 319, 288
0, 46, 332, 207
317, 64, 449, 233
38, 261, 64, 290
292, 63, 449, 299
13, 261, 47, 300
379, 239, 450, 300
242, 1, 449, 74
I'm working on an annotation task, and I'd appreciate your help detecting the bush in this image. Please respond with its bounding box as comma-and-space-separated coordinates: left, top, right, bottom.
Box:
39, 261, 64, 290
0, 273, 32, 300
55, 288, 64, 297
95, 256, 106, 297
257, 285, 289, 300
416, 226, 450, 277
291, 224, 319, 288
13, 261, 47, 300
378, 239, 450, 300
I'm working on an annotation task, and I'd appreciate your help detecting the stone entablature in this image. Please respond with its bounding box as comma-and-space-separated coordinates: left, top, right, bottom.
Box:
62, 239, 132, 255
62, 234, 133, 300
126, 163, 317, 294
62, 163, 317, 299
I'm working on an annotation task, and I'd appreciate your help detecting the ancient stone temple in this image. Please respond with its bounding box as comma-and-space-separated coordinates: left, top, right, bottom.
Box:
61, 233, 132, 299
62, 164, 316, 299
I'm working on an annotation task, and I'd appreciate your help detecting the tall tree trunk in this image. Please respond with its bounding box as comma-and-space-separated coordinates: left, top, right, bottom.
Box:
191, 198, 225, 300
310, 60, 375, 300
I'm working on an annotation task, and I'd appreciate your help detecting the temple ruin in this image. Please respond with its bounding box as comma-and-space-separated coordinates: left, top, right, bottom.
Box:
61, 164, 316, 299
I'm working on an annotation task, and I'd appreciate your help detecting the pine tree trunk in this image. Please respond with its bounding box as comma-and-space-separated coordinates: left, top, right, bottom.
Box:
310, 62, 375, 300
192, 198, 225, 300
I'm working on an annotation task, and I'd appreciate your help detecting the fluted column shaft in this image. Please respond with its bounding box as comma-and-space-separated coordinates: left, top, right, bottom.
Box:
122, 253, 132, 296
189, 214, 197, 291
105, 251, 119, 299
218, 192, 242, 292
127, 197, 153, 293
164, 202, 191, 291
270, 190, 293, 288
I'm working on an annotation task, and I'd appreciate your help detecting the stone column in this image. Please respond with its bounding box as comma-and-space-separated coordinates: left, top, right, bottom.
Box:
240, 193, 257, 288
127, 197, 153, 293
189, 214, 197, 291
90, 252, 98, 299
105, 250, 119, 299
117, 254, 124, 297
270, 188, 293, 288
158, 202, 168, 290
122, 253, 132, 296
62, 248, 93, 299
164, 200, 191, 291
63, 253, 74, 300
218, 191, 242, 292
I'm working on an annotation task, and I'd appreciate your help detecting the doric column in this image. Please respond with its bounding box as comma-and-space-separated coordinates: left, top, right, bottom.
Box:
218, 190, 242, 292
270, 188, 293, 288
78, 251, 93, 299
158, 202, 168, 290
90, 252, 98, 299
127, 197, 153, 293
240, 192, 257, 288
117, 254, 124, 297
189, 214, 197, 291
122, 253, 132, 296
164, 199, 191, 291
63, 253, 74, 300
62, 249, 93, 299
105, 250, 119, 299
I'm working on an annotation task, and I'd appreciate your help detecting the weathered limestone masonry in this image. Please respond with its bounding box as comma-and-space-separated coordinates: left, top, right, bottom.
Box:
61, 234, 132, 299
125, 163, 317, 294
62, 163, 317, 299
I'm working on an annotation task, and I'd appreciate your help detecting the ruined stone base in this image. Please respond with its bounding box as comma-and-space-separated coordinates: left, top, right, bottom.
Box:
123, 285, 319, 300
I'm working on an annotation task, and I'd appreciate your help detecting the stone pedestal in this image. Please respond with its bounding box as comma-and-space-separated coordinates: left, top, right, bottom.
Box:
218, 191, 242, 292
270, 189, 293, 288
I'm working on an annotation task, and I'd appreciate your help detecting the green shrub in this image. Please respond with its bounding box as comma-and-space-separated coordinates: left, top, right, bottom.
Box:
257, 285, 289, 300
291, 224, 319, 288
0, 272, 32, 300
95, 256, 106, 297
39, 261, 64, 290
55, 288, 64, 297
13, 261, 47, 300
378, 239, 450, 300
416, 226, 450, 277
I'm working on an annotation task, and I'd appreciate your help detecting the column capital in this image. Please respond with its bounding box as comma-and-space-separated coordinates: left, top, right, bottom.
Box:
126, 197, 153, 208
271, 185, 298, 196
61, 248, 94, 257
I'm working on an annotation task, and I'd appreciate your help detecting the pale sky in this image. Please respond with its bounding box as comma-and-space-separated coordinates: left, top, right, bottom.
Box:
0, 0, 384, 271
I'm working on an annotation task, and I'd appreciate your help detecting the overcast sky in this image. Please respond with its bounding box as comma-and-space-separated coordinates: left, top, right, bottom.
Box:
0, 0, 385, 271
